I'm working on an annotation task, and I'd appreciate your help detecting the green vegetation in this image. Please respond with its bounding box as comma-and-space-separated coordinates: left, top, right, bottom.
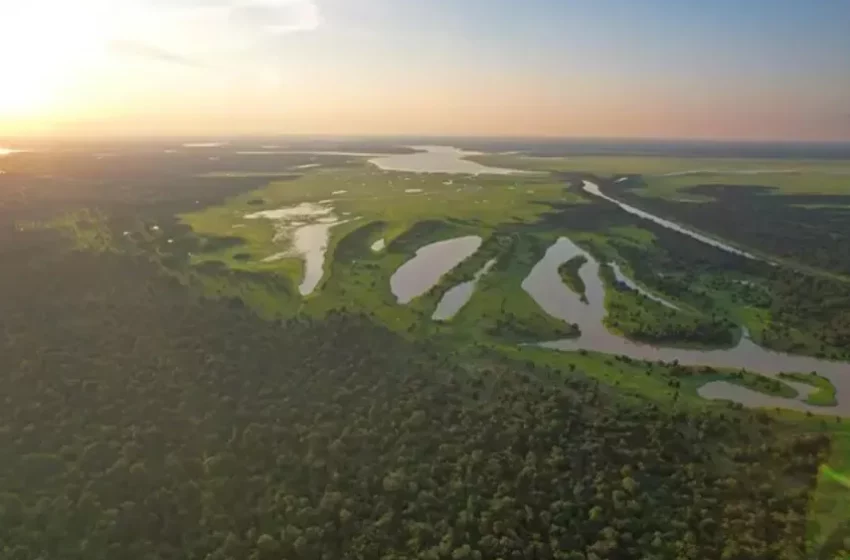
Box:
6, 143, 850, 556
640, 171, 850, 198
779, 372, 838, 407
598, 262, 736, 347
676, 368, 798, 399
180, 165, 579, 280
0, 229, 831, 560
20, 209, 115, 252
809, 429, 850, 558
472, 153, 850, 194
557, 255, 587, 302
725, 371, 798, 398
451, 235, 581, 342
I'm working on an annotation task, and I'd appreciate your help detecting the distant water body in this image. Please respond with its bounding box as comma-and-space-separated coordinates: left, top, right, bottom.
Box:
370, 146, 529, 175
429, 138, 850, 160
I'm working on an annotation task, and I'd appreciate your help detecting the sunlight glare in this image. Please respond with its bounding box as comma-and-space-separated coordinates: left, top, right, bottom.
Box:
0, 1, 108, 116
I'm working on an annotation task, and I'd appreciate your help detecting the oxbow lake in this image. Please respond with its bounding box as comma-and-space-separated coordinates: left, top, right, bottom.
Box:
390, 236, 483, 304
237, 145, 850, 414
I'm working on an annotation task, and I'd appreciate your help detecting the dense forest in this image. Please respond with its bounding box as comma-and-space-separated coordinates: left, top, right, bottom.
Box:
558, 256, 588, 303
0, 150, 845, 558
551, 179, 850, 359
598, 264, 736, 347
0, 228, 833, 559
611, 182, 850, 277
607, 180, 850, 359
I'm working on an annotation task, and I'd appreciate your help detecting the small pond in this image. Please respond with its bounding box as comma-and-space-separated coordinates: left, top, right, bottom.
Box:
245, 203, 349, 296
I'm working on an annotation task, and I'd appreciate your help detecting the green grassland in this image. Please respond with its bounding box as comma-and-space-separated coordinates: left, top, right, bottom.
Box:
167, 154, 849, 417
808, 425, 850, 557
677, 369, 799, 400
779, 372, 838, 407
442, 234, 581, 343
175, 158, 594, 353
637, 171, 850, 199
181, 164, 581, 278
471, 153, 850, 193
598, 262, 736, 348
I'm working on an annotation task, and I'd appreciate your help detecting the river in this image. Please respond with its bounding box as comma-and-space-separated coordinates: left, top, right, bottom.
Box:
329, 146, 850, 414
581, 181, 757, 260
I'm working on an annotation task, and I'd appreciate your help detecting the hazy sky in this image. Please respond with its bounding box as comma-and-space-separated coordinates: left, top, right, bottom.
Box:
2, 0, 849, 140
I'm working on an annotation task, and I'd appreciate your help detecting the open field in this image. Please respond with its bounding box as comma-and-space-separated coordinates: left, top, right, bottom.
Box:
472, 153, 850, 194
779, 372, 839, 407
180, 164, 579, 278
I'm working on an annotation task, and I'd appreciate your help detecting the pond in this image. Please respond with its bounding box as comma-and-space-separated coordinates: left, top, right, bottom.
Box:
696, 380, 818, 414
524, 237, 850, 415
245, 203, 349, 296
390, 236, 482, 304
432, 259, 497, 321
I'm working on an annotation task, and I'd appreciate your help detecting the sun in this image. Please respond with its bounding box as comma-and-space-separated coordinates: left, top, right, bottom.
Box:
0, 1, 108, 117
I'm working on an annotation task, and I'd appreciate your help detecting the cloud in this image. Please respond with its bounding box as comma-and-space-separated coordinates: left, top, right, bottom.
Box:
106, 0, 320, 71
144, 0, 321, 33
109, 39, 203, 67
229, 0, 321, 34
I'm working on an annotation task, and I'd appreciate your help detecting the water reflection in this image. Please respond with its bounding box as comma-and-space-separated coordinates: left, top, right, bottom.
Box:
245, 203, 349, 296
524, 237, 850, 414
370, 146, 530, 175
581, 181, 757, 260
609, 262, 680, 310
697, 379, 819, 414
391, 236, 482, 304
432, 259, 497, 321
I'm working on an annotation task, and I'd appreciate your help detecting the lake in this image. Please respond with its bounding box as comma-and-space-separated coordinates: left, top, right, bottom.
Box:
391, 236, 482, 304
370, 146, 530, 175
432, 259, 497, 321
245, 203, 349, 296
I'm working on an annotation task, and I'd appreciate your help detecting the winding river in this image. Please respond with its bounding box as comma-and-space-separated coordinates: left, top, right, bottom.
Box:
356, 146, 850, 414
525, 238, 850, 414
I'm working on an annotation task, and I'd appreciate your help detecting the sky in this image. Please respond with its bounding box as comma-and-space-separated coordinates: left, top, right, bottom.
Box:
1, 0, 849, 140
